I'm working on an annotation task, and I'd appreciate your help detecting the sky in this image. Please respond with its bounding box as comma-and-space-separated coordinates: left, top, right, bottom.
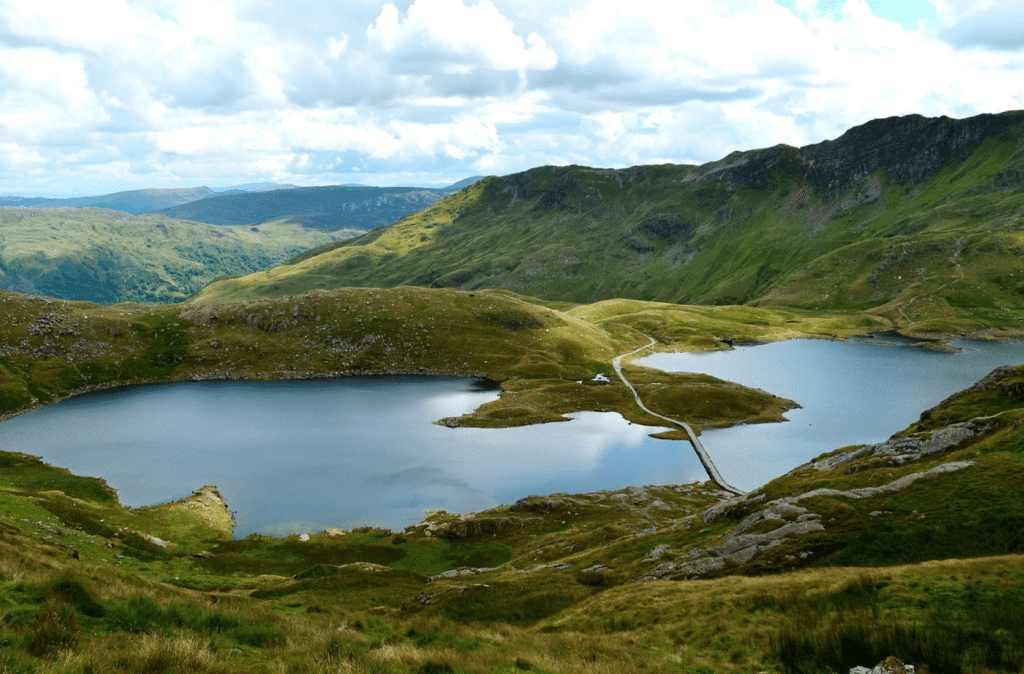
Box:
0, 0, 1022, 197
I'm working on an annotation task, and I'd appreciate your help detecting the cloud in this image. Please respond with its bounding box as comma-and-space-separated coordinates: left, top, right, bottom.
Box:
939, 1, 1024, 51
0, 0, 1021, 196
0, 47, 107, 141
366, 0, 557, 72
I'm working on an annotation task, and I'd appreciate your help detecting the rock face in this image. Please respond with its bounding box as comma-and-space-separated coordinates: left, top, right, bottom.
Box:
801, 111, 1024, 197
639, 504, 825, 581
169, 485, 234, 538
807, 421, 983, 472
850, 655, 915, 674
639, 415, 991, 582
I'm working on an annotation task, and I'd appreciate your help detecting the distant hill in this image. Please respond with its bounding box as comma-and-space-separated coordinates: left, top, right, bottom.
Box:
212, 182, 296, 193
442, 176, 485, 191
190, 111, 1024, 336
0, 187, 220, 214
154, 180, 484, 231
0, 208, 345, 304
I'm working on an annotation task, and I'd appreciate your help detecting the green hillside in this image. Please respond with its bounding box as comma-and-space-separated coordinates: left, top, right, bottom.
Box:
191, 111, 1024, 337
0, 286, 880, 430
4, 109, 1024, 672
0, 208, 350, 304
1, 292, 1023, 671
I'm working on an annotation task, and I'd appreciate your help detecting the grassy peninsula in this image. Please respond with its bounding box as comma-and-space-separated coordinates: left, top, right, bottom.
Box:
0, 284, 896, 431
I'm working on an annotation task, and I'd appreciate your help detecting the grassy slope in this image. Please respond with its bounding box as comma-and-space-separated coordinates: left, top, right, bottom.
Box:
1, 358, 1023, 672
190, 116, 1024, 339
0, 286, 890, 432
0, 208, 349, 304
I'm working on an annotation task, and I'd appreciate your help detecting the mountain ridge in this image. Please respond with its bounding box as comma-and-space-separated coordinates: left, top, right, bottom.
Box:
0, 186, 219, 214
190, 110, 1024, 340
154, 179, 485, 230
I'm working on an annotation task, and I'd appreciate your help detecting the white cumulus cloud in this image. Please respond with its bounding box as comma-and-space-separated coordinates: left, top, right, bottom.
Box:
0, 0, 1020, 195
366, 0, 557, 72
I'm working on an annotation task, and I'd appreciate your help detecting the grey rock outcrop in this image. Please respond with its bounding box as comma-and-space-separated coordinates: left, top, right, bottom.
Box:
809, 422, 981, 472
643, 459, 976, 582
850, 655, 915, 674
639, 507, 825, 582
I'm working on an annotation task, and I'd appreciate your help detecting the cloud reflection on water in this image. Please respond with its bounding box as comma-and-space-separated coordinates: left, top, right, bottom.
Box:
0, 377, 703, 536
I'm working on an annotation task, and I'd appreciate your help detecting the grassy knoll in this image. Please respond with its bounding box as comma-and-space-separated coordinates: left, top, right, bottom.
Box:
1, 363, 1024, 671
0, 208, 349, 305
1, 286, 885, 432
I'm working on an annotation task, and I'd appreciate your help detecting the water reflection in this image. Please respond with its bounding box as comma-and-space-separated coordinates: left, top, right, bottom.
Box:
0, 377, 703, 536
641, 338, 1024, 491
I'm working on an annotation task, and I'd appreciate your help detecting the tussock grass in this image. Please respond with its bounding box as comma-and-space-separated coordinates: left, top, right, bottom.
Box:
124, 634, 236, 674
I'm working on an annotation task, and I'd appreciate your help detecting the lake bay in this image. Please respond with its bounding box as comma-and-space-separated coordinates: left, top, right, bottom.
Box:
641, 337, 1024, 491
3, 337, 1024, 536
0, 377, 702, 536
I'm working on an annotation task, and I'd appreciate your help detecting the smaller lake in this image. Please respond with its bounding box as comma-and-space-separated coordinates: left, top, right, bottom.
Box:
0, 377, 706, 537
641, 337, 1024, 491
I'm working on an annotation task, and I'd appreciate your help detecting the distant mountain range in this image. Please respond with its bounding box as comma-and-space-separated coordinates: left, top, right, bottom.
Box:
0, 186, 226, 215
153, 180, 479, 231
0, 178, 485, 304
191, 111, 1024, 337
0, 178, 484, 230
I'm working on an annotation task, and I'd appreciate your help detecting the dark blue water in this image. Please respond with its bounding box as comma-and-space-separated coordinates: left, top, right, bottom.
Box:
0, 377, 701, 536
640, 338, 1024, 491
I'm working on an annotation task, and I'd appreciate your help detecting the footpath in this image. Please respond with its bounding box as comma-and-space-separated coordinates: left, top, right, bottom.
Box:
612, 336, 746, 497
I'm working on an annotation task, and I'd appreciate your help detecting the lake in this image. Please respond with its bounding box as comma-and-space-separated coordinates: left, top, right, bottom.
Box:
4, 337, 1023, 536
640, 337, 1024, 491
0, 377, 703, 536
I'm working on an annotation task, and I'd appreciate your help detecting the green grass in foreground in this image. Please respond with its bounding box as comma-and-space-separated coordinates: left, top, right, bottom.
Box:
2, 361, 1024, 670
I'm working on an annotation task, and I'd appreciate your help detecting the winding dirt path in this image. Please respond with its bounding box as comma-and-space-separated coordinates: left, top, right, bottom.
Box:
613, 336, 746, 496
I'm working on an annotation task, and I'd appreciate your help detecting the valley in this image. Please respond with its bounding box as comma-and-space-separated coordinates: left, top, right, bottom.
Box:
1, 110, 1024, 672
0, 209, 347, 305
